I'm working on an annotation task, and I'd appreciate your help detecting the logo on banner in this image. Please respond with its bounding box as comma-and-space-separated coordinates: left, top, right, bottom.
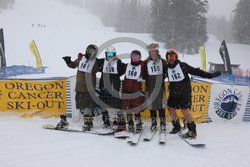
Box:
214, 88, 243, 120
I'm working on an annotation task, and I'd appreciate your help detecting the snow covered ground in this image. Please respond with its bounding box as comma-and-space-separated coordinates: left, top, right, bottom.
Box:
1, 114, 250, 167
1, 0, 250, 167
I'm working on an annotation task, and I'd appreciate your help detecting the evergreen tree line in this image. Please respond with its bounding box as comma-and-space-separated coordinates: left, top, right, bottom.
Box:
233, 0, 250, 45
85, 0, 250, 52
0, 0, 15, 12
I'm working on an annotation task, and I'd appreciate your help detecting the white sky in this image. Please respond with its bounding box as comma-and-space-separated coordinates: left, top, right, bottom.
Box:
207, 0, 238, 20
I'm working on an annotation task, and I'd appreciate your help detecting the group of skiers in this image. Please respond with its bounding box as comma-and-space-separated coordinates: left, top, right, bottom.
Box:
58, 43, 221, 139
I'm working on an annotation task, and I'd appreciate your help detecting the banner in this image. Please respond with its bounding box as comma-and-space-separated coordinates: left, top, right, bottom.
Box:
0, 28, 6, 68
219, 40, 232, 74
199, 45, 206, 71
208, 84, 249, 122
0, 65, 46, 78
140, 82, 211, 123
29, 40, 42, 68
0, 79, 67, 117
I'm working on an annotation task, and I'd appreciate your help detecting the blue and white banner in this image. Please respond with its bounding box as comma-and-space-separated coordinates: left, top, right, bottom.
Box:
208, 84, 249, 123
0, 65, 47, 78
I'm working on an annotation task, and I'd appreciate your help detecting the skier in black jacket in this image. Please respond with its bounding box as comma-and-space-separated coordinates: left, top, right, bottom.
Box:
165, 49, 221, 139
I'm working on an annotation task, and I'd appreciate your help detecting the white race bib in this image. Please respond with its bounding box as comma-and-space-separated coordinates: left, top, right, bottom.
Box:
103, 59, 118, 74
78, 57, 95, 73
167, 63, 185, 82
125, 64, 141, 80
147, 60, 163, 75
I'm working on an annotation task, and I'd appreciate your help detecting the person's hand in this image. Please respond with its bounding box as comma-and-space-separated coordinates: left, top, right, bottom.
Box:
77, 53, 84, 60
62, 56, 71, 64
208, 71, 221, 78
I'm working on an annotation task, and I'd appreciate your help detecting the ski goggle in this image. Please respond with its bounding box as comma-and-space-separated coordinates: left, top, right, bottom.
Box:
105, 52, 116, 57
167, 54, 177, 62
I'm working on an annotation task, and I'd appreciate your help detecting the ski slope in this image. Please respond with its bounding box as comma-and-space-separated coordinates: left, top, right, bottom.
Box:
0, 0, 250, 167
1, 114, 250, 167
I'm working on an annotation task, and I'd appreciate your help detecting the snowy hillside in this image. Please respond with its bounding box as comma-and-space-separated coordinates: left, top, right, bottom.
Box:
0, 0, 249, 78
1, 1, 250, 167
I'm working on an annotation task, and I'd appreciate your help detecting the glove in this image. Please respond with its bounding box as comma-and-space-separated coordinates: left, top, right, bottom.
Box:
208, 71, 221, 78
77, 53, 84, 60
62, 56, 71, 64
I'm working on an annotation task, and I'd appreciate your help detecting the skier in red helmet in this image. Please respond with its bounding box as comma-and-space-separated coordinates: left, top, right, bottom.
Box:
165, 49, 221, 139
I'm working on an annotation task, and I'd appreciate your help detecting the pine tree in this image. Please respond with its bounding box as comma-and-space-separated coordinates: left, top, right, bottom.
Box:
0, 0, 15, 12
150, 0, 208, 53
116, 0, 150, 33
233, 0, 250, 44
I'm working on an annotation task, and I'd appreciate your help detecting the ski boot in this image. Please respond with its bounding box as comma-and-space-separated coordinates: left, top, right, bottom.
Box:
182, 122, 197, 139
56, 115, 69, 130
127, 113, 134, 133
135, 113, 142, 133
150, 110, 157, 132
114, 113, 126, 132
102, 111, 112, 129
82, 115, 93, 131
135, 122, 142, 133
160, 120, 166, 132
150, 120, 157, 132
170, 119, 181, 134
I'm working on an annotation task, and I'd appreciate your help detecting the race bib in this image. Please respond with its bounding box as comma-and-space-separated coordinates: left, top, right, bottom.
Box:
125, 64, 141, 80
78, 57, 95, 73
147, 60, 163, 75
167, 63, 185, 82
103, 59, 118, 74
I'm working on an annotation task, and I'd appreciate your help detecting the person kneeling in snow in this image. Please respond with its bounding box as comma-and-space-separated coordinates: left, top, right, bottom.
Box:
165, 49, 221, 139
58, 44, 99, 131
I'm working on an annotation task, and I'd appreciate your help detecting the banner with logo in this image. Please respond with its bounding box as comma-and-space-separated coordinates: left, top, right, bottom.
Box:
208, 84, 249, 122
0, 79, 67, 117
140, 82, 211, 123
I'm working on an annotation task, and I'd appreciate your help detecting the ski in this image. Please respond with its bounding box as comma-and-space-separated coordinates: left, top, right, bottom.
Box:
178, 134, 206, 148
143, 127, 158, 142
158, 130, 166, 145
43, 124, 96, 134
129, 128, 145, 145
43, 124, 114, 135
114, 131, 132, 139
94, 128, 117, 135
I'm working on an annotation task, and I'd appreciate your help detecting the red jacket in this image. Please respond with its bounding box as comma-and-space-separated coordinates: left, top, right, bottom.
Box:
122, 61, 144, 92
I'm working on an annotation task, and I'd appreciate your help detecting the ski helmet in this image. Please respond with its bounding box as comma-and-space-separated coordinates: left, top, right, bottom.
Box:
166, 49, 179, 63
105, 46, 116, 57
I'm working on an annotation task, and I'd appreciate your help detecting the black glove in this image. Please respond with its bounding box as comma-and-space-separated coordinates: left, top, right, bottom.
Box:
208, 71, 221, 78
62, 56, 71, 64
